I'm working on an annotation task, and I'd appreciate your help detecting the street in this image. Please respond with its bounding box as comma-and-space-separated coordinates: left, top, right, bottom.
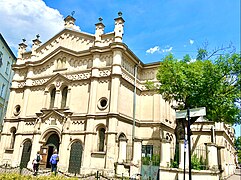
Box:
227, 169, 241, 180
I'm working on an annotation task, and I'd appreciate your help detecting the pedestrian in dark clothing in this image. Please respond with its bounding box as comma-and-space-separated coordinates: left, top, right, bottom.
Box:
49, 150, 59, 175
32, 151, 42, 176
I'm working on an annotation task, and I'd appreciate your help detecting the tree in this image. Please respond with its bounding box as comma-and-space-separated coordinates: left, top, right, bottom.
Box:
155, 47, 241, 125
235, 137, 241, 164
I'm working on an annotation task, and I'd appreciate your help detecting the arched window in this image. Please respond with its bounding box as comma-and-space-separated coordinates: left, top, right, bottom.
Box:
56, 58, 66, 69
50, 88, 56, 108
98, 128, 105, 152
61, 87, 68, 108
10, 127, 17, 149
118, 133, 127, 163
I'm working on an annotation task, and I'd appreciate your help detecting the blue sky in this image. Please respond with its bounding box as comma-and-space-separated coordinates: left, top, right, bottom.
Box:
44, 0, 240, 62
0, 0, 240, 136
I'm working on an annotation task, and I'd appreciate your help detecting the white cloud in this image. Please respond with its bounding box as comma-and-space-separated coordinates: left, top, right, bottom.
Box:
189, 39, 194, 45
0, 0, 80, 53
146, 45, 173, 54
146, 46, 160, 54
161, 46, 173, 53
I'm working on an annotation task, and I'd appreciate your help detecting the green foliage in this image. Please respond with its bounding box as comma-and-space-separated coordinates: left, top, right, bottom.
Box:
235, 137, 241, 164
141, 154, 160, 166
151, 154, 160, 166
196, 48, 208, 60
0, 173, 79, 180
170, 159, 178, 168
235, 136, 241, 150
142, 156, 151, 165
145, 80, 156, 90
156, 50, 241, 125
191, 154, 207, 170
237, 150, 241, 164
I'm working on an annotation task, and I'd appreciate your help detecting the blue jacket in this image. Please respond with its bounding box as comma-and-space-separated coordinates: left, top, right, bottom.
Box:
50, 154, 59, 165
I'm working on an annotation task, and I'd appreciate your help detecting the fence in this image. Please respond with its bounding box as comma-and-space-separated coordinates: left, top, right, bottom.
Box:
0, 164, 128, 180
191, 145, 208, 170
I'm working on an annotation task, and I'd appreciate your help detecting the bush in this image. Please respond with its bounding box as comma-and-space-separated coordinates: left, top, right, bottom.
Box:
141, 154, 160, 166
170, 159, 178, 168
191, 154, 207, 170
0, 173, 79, 180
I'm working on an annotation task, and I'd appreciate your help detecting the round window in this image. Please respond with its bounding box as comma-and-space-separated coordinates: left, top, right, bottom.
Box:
13, 105, 21, 116
98, 98, 108, 110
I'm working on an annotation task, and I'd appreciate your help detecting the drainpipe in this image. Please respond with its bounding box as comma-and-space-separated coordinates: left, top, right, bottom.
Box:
132, 63, 138, 160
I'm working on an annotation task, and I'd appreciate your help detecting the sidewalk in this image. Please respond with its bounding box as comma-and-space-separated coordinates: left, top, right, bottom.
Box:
227, 169, 241, 180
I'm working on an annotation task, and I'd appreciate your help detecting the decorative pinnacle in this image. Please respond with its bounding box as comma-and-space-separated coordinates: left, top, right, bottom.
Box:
118, 11, 122, 17
22, 38, 26, 43
36, 34, 40, 39
98, 17, 103, 22
71, 11, 75, 17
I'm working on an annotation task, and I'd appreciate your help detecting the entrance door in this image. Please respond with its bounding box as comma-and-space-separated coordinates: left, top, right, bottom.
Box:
20, 140, 32, 168
44, 133, 60, 168
68, 141, 83, 174
46, 145, 55, 168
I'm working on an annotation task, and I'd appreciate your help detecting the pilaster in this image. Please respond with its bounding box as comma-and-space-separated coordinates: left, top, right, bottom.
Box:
12, 134, 23, 167
42, 90, 48, 109
22, 88, 31, 116
109, 50, 122, 113
160, 139, 171, 167
130, 139, 142, 177
206, 143, 218, 170
65, 88, 71, 108
82, 116, 95, 170
88, 53, 100, 114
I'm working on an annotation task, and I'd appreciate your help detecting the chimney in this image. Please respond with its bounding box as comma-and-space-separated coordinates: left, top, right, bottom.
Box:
17, 39, 27, 59
32, 34, 41, 57
95, 17, 105, 46
64, 15, 76, 29
114, 12, 125, 42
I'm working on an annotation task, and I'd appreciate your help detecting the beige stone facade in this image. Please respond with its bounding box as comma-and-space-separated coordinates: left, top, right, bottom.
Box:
0, 14, 236, 179
0, 14, 176, 177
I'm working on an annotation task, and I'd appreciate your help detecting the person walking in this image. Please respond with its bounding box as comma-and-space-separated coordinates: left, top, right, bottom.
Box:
49, 150, 59, 175
32, 151, 42, 176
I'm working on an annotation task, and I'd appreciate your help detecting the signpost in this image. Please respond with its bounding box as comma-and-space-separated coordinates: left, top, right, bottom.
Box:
176, 107, 206, 180
176, 107, 206, 119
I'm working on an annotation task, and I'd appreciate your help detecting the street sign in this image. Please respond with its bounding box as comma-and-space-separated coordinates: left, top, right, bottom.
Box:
176, 107, 206, 119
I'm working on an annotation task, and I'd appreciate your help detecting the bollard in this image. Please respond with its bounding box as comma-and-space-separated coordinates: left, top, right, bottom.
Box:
19, 163, 23, 175
96, 170, 99, 180
5, 162, 7, 173
122, 173, 123, 180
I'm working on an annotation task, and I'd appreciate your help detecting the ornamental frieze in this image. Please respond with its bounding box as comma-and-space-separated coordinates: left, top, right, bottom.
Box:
122, 56, 135, 75
18, 81, 26, 88
33, 61, 54, 76
32, 78, 50, 86
65, 72, 91, 80
121, 72, 145, 90
72, 120, 85, 125
141, 70, 156, 80
99, 69, 111, 77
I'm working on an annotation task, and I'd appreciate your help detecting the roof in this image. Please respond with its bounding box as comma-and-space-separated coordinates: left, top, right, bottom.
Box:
0, 33, 17, 61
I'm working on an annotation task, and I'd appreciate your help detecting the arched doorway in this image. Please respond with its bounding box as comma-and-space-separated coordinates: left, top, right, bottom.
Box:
68, 141, 83, 174
20, 140, 32, 168
41, 133, 60, 168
